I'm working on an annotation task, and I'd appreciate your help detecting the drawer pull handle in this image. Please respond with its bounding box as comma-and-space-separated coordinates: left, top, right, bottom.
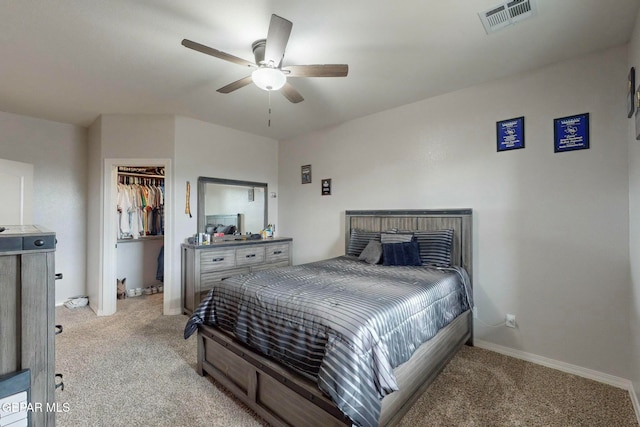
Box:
55, 374, 64, 391
212, 258, 224, 262
273, 250, 282, 255
55, 273, 63, 280
245, 254, 256, 258
55, 325, 63, 335
34, 239, 45, 246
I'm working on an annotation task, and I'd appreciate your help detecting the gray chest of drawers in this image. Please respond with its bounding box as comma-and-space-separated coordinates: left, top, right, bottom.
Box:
0, 225, 57, 426
181, 237, 292, 315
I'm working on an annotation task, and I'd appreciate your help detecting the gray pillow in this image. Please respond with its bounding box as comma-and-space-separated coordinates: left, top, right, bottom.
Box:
358, 240, 383, 264
381, 232, 414, 244
347, 229, 381, 257
412, 229, 453, 266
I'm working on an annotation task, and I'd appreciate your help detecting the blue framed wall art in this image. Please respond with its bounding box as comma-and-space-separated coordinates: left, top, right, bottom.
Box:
554, 113, 589, 153
496, 116, 525, 152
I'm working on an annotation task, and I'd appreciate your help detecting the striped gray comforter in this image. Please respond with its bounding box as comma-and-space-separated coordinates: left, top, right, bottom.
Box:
184, 256, 472, 427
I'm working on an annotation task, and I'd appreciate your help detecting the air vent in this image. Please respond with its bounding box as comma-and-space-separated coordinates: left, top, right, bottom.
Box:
479, 0, 537, 34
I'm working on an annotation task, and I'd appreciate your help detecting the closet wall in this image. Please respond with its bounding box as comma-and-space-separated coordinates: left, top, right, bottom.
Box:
116, 166, 165, 294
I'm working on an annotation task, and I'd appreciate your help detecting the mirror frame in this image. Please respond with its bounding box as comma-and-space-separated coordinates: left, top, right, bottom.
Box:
197, 176, 268, 234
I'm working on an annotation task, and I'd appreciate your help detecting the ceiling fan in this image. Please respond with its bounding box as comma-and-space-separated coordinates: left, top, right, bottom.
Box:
181, 14, 348, 103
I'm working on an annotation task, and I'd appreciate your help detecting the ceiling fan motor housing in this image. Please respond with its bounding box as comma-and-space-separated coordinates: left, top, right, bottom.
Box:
252, 39, 267, 65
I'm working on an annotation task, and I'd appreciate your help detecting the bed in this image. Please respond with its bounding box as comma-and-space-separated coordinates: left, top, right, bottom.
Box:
184, 209, 473, 427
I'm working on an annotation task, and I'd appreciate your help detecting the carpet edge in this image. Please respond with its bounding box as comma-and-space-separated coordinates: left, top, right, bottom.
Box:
474, 339, 632, 389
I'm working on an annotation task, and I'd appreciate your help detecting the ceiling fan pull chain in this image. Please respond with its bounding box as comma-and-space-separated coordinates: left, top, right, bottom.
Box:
268, 90, 272, 127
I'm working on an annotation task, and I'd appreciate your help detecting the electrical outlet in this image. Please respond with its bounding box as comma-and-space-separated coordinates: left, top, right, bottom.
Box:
472, 306, 478, 319
506, 314, 516, 328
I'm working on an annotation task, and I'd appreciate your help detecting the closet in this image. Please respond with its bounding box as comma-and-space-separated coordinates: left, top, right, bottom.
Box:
116, 166, 165, 300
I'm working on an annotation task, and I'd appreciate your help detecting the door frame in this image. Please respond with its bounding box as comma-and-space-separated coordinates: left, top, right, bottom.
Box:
101, 158, 173, 316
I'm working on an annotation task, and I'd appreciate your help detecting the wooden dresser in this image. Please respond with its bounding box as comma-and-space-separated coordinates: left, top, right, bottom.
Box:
181, 237, 293, 315
0, 225, 57, 426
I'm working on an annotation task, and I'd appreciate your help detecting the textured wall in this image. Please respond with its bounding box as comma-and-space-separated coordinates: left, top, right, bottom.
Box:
0, 110, 88, 305
627, 5, 640, 414
278, 46, 631, 379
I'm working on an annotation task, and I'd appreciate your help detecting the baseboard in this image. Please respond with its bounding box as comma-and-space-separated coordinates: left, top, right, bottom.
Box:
475, 339, 630, 388
475, 340, 640, 425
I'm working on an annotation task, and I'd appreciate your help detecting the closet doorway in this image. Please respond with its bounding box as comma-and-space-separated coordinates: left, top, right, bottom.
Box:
102, 159, 174, 316
116, 166, 165, 299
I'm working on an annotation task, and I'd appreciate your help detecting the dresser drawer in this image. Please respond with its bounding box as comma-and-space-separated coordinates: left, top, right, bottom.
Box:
236, 246, 265, 266
182, 239, 293, 316
265, 243, 290, 264
200, 249, 236, 272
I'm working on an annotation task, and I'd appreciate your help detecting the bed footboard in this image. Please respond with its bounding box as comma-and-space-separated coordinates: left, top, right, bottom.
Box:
198, 325, 350, 427
197, 310, 471, 427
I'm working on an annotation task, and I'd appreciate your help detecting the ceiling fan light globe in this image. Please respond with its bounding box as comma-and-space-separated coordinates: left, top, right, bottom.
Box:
252, 67, 286, 91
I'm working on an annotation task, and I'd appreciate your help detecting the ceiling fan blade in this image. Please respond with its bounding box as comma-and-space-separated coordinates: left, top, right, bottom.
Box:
182, 39, 256, 68
264, 14, 292, 67
280, 82, 304, 103
282, 64, 349, 77
217, 76, 254, 94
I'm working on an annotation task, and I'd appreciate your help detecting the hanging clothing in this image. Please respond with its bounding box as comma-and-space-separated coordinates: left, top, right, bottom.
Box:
116, 176, 165, 239
156, 246, 164, 282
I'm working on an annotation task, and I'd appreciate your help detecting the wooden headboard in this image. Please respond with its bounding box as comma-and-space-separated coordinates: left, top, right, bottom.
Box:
345, 209, 473, 281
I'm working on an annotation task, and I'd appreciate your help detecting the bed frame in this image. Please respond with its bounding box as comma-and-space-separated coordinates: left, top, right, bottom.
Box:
195, 209, 473, 426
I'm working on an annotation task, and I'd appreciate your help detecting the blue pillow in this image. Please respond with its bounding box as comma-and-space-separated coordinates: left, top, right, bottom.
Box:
382, 240, 422, 266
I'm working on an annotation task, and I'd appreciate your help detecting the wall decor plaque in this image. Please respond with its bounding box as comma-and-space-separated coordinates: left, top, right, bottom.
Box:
629, 67, 636, 118
496, 116, 525, 152
554, 113, 589, 153
301, 164, 311, 184
321, 178, 331, 196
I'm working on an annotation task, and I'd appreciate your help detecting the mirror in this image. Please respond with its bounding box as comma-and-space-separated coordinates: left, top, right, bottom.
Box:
197, 177, 267, 235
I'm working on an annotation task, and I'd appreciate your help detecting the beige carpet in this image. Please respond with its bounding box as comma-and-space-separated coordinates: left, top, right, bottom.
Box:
55, 294, 638, 427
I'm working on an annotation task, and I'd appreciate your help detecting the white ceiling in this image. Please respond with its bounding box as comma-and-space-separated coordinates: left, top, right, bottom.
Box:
0, 1, 638, 141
